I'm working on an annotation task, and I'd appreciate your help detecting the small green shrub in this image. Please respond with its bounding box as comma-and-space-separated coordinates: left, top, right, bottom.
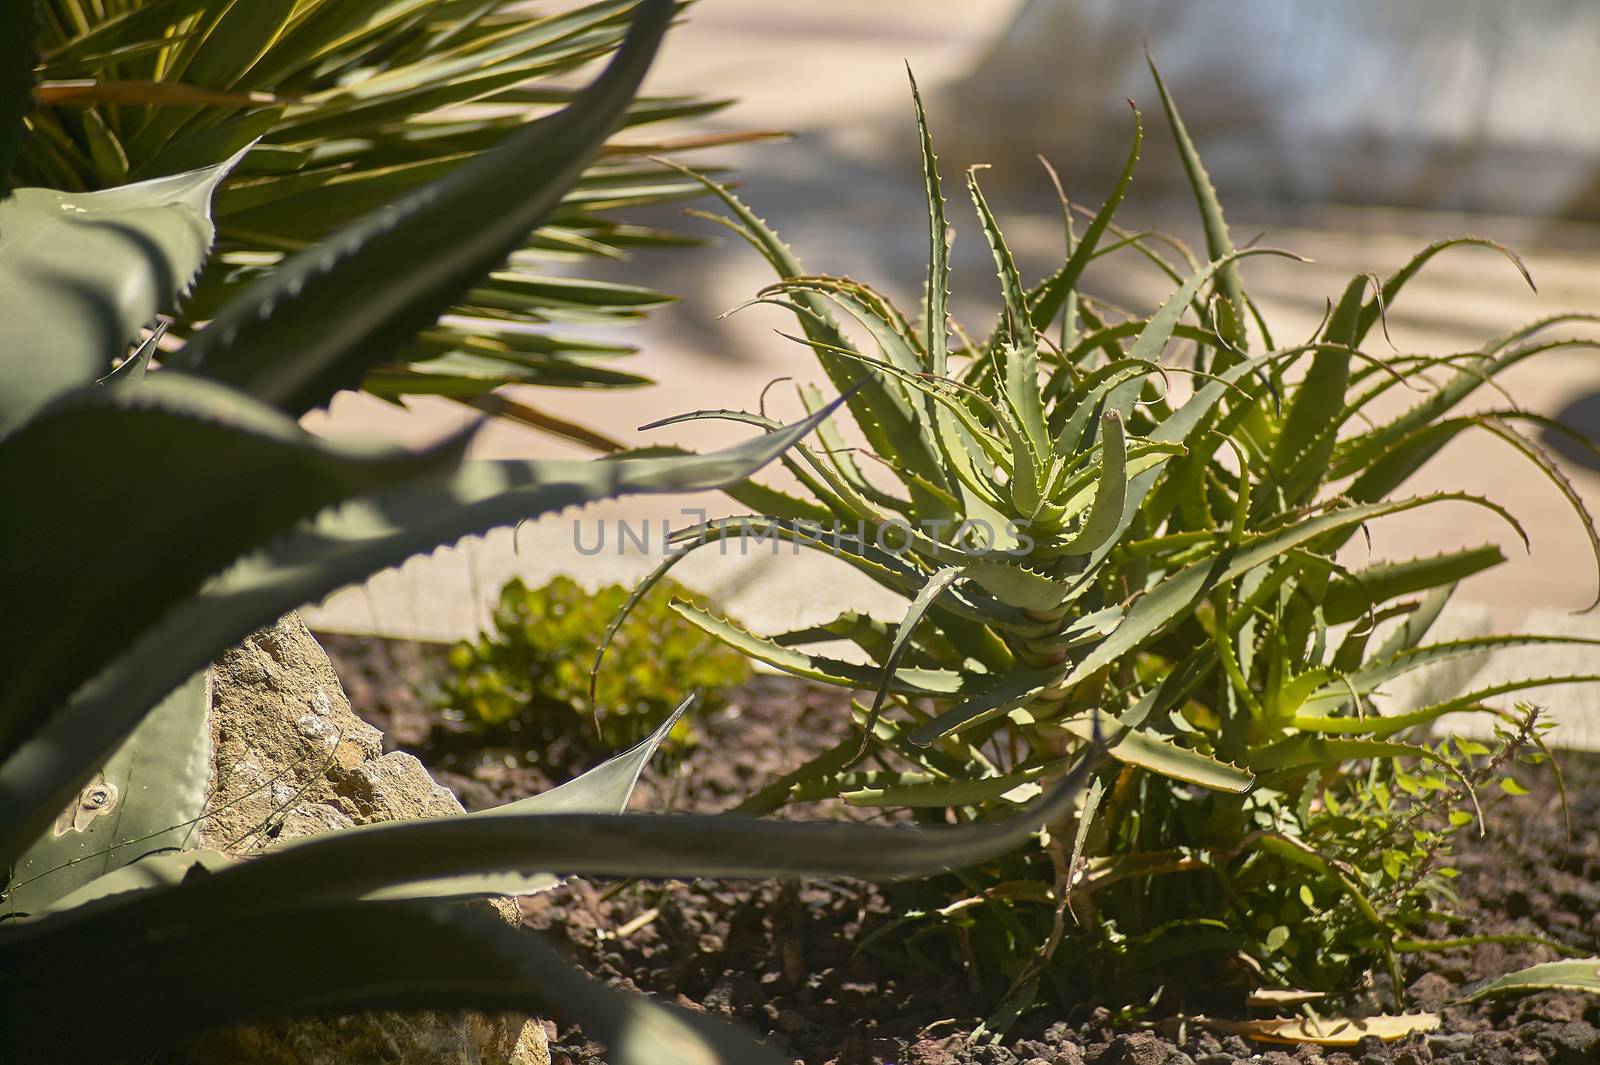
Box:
444, 575, 750, 751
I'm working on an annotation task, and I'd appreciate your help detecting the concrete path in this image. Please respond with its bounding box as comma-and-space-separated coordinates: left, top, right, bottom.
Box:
301, 1, 1600, 747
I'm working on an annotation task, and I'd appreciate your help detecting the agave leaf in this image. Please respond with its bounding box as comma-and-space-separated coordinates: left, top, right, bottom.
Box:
0, 405, 838, 867
6, 671, 211, 916
0, 372, 471, 758
0, 899, 786, 1065
1468, 958, 1600, 1000
0, 153, 241, 430
0, 753, 1100, 953
98, 322, 167, 386
0, 0, 31, 196
364, 697, 690, 901
37, 848, 238, 914
171, 0, 674, 415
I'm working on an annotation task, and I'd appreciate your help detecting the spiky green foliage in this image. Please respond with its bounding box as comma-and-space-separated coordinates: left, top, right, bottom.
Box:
0, 10, 1095, 1060
17, 0, 762, 447
444, 574, 750, 754
628, 68, 1600, 1011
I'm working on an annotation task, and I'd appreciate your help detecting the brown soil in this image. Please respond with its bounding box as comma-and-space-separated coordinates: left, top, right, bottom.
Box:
321, 632, 1600, 1065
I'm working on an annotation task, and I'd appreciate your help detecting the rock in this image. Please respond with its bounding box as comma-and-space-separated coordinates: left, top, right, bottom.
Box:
1405, 972, 1456, 1010
189, 614, 548, 1065
1097, 1032, 1196, 1065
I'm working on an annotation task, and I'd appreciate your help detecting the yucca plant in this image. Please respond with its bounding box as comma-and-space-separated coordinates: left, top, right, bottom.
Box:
0, 8, 1096, 1061
16, 0, 765, 448
598, 68, 1600, 1012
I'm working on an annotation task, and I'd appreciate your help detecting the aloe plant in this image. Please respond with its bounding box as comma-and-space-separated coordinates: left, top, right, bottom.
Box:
597, 67, 1600, 1009
16, 0, 765, 448
0, 7, 1096, 1060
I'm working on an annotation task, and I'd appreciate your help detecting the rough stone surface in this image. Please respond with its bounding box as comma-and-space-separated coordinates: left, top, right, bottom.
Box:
189, 613, 548, 1065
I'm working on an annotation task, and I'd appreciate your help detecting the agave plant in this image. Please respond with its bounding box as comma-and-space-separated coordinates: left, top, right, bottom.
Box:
597, 67, 1600, 1009
16, 0, 766, 448
0, 7, 1096, 1060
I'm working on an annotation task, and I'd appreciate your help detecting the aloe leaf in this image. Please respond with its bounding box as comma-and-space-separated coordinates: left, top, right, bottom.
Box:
1354, 236, 1534, 347
1146, 52, 1244, 346
6, 671, 211, 916
1321, 546, 1505, 626
1248, 736, 1450, 774
1039, 411, 1128, 557
965, 561, 1071, 613
1130, 249, 1296, 368
364, 698, 690, 901
858, 567, 968, 760
968, 165, 1047, 455
1024, 105, 1142, 335
1371, 582, 1456, 661
672, 602, 971, 698
1057, 494, 1517, 692
1296, 676, 1600, 739
1301, 633, 1600, 714
0, 0, 31, 196
1048, 716, 1253, 793
0, 899, 787, 1065
909, 665, 1069, 745
662, 162, 952, 514
0, 405, 836, 867
1273, 275, 1367, 502
0, 372, 470, 757
0, 154, 241, 430
841, 759, 1070, 808
909, 66, 950, 374
1468, 958, 1600, 1000
171, 0, 674, 416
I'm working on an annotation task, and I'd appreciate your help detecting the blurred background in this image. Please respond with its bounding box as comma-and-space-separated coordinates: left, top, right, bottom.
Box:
306, 0, 1600, 736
